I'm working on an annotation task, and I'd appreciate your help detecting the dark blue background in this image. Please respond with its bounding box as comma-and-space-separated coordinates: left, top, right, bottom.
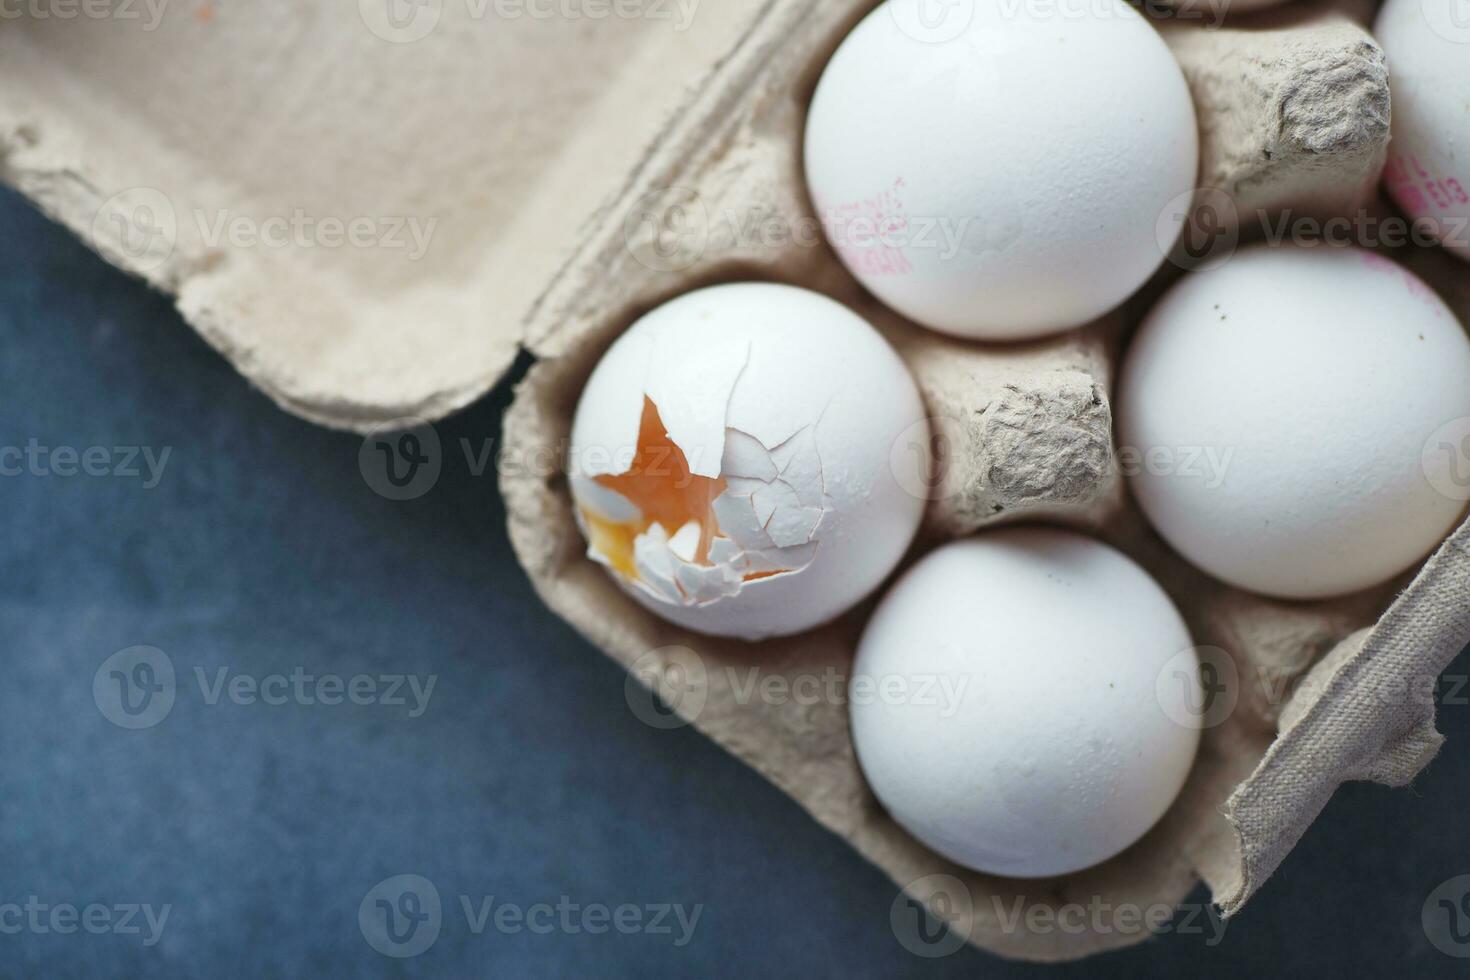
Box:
3, 186, 1468, 977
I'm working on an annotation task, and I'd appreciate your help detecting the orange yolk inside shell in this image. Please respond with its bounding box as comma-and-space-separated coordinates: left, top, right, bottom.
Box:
584, 398, 726, 576
580, 397, 791, 586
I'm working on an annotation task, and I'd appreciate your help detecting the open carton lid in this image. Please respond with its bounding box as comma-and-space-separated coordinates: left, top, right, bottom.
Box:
0, 0, 774, 429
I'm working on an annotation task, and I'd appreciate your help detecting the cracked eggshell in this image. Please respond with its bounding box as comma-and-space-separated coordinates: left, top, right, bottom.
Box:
1376, 0, 1470, 262
850, 527, 1200, 878
803, 0, 1198, 341
568, 282, 930, 640
1118, 245, 1470, 599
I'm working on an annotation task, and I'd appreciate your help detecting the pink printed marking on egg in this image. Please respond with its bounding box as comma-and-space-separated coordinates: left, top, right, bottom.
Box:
818, 178, 914, 278
1385, 154, 1470, 218
1357, 249, 1447, 315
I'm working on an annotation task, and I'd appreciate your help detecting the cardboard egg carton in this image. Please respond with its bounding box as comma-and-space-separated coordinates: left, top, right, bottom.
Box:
4, 0, 1466, 961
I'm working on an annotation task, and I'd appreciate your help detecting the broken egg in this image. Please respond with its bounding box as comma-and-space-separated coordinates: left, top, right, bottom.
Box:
803, 0, 1198, 340
568, 283, 930, 640
1118, 244, 1470, 599
850, 527, 1201, 878
1376, 0, 1470, 262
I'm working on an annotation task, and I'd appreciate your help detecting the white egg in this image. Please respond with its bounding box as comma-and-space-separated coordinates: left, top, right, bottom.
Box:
568, 283, 930, 640
803, 0, 1198, 341
850, 527, 1201, 878
1376, 0, 1470, 262
1118, 245, 1470, 599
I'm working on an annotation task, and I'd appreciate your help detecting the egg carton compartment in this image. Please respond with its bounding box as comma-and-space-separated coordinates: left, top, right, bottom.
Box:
3, 0, 1468, 963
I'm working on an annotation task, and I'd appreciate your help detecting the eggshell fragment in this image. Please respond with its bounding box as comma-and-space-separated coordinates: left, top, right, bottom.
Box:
850, 527, 1201, 878
568, 283, 930, 640
803, 0, 1198, 340
1118, 244, 1470, 599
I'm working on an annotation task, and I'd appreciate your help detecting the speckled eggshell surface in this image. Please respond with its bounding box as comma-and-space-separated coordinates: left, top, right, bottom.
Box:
850, 527, 1201, 878
568, 283, 930, 641
1376, 0, 1470, 262
803, 0, 1199, 340
1118, 244, 1470, 599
